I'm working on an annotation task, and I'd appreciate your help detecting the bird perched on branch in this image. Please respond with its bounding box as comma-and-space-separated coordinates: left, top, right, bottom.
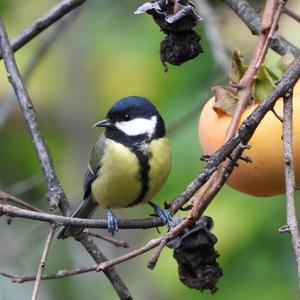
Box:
57, 96, 172, 238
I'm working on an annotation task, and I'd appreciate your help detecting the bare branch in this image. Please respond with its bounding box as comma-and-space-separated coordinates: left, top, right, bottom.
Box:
221, 0, 300, 57
0, 265, 98, 283
96, 237, 162, 272
0, 191, 43, 213
226, 0, 285, 138
0, 0, 86, 60
282, 88, 300, 293
84, 229, 129, 248
283, 7, 300, 23
31, 224, 56, 300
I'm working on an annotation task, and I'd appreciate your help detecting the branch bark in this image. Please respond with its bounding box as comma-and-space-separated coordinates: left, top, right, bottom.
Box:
31, 224, 56, 300
282, 88, 300, 293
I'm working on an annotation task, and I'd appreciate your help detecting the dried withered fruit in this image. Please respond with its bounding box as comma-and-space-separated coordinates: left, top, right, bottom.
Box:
135, 0, 203, 70
168, 216, 223, 293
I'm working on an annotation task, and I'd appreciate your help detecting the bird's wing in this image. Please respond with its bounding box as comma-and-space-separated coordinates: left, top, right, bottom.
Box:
83, 134, 106, 199
56, 135, 106, 239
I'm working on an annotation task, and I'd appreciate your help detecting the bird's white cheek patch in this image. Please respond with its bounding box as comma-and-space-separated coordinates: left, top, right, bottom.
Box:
116, 116, 157, 137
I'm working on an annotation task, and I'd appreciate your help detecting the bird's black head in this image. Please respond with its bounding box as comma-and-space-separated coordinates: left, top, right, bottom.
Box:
94, 96, 166, 145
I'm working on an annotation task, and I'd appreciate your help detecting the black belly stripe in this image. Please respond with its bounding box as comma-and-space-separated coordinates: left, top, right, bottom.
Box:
127, 146, 150, 207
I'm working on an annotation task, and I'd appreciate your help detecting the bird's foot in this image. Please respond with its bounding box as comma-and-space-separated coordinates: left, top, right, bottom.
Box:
149, 202, 172, 231
107, 209, 119, 236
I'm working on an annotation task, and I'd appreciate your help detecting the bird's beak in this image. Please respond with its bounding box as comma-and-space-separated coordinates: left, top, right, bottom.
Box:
93, 118, 113, 128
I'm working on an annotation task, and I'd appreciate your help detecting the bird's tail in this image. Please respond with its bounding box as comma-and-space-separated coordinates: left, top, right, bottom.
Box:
56, 197, 97, 239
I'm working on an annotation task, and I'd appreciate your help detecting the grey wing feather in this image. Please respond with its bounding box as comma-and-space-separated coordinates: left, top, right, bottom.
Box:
83, 134, 106, 196
83, 164, 97, 199
56, 134, 106, 239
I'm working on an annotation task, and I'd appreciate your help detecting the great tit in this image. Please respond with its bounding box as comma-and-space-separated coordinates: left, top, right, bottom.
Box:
57, 96, 172, 238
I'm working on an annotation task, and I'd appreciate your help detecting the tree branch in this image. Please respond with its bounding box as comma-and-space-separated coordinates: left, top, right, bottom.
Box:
283, 7, 300, 23
0, 191, 43, 212
84, 229, 129, 248
282, 88, 300, 293
31, 224, 56, 300
0, 0, 86, 60
0, 265, 98, 283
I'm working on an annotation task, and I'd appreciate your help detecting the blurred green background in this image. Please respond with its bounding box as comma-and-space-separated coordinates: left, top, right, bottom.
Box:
0, 0, 300, 299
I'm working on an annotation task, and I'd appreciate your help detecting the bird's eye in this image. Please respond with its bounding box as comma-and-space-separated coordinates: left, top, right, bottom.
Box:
123, 114, 130, 121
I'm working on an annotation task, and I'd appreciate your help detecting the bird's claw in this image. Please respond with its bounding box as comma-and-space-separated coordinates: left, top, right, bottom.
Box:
149, 202, 172, 231
107, 209, 119, 236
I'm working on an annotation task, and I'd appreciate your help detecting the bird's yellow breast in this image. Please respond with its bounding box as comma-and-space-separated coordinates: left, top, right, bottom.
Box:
91, 139, 141, 208
91, 137, 171, 208
144, 138, 171, 202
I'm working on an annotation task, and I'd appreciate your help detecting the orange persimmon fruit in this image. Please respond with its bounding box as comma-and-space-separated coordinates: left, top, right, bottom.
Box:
198, 80, 300, 197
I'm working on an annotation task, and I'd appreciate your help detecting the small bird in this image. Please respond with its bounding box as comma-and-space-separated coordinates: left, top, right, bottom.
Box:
57, 96, 172, 238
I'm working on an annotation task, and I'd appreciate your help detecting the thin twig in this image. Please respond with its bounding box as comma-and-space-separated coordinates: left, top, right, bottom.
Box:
96, 237, 162, 272
0, 191, 44, 212
0, 265, 98, 283
271, 107, 283, 122
282, 88, 300, 293
84, 229, 129, 248
31, 224, 56, 300
255, 0, 287, 70
226, 0, 283, 138
0, 0, 86, 60
283, 7, 300, 23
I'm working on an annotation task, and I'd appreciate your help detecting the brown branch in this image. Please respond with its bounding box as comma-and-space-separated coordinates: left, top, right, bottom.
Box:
0, 0, 86, 60
31, 224, 56, 300
227, 0, 284, 138
0, 191, 43, 212
0, 18, 132, 300
271, 107, 283, 122
221, 0, 300, 57
282, 88, 300, 292
283, 7, 300, 23
0, 265, 98, 283
255, 0, 287, 69
96, 237, 162, 272
84, 229, 129, 248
